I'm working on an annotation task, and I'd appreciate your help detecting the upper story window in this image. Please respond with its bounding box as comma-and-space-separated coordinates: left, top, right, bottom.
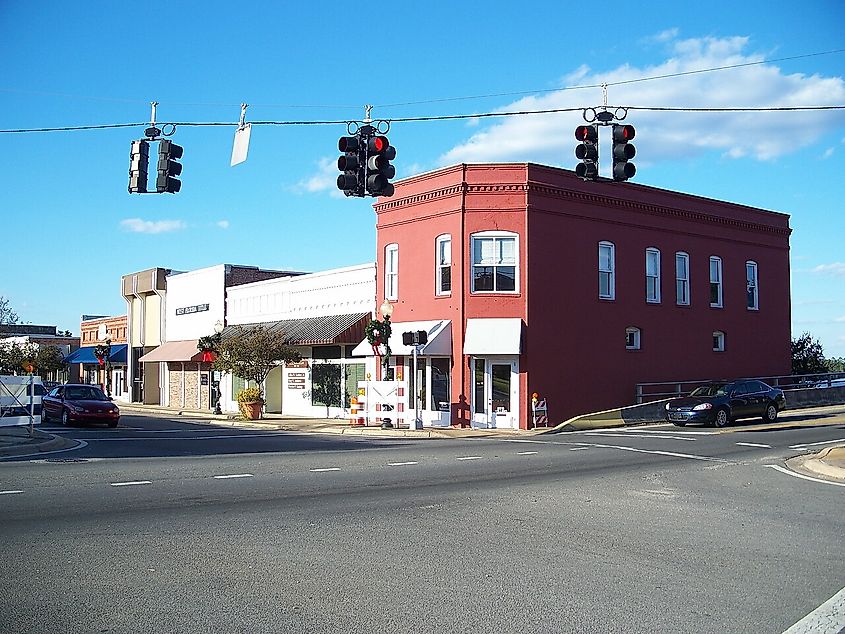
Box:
385, 243, 398, 300
713, 330, 726, 352
746, 261, 759, 310
471, 232, 517, 293
435, 235, 452, 296
645, 248, 661, 303
709, 256, 723, 308
625, 327, 641, 350
598, 241, 615, 300
675, 252, 690, 306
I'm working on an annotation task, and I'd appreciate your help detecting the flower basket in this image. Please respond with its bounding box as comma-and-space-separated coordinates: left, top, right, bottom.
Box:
236, 386, 264, 420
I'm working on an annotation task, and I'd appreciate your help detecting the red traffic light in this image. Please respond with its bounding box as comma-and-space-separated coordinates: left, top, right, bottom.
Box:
612, 124, 635, 142
575, 125, 597, 142
338, 136, 359, 152
369, 136, 390, 153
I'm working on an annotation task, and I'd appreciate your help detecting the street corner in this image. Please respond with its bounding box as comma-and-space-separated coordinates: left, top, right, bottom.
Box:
0, 429, 80, 459
786, 444, 845, 483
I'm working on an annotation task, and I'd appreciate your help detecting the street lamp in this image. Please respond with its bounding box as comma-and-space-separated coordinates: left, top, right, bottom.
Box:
212, 320, 224, 415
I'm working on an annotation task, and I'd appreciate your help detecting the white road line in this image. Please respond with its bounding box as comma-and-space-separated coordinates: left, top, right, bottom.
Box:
626, 428, 716, 436
457, 456, 483, 461
110, 480, 152, 487
387, 461, 418, 466
584, 432, 697, 442
516, 451, 538, 455
0, 490, 23, 495
569, 447, 590, 451
310, 468, 341, 472
213, 474, 254, 479
577, 443, 726, 462
0, 439, 88, 462
764, 465, 845, 488
735, 442, 772, 448
789, 438, 845, 450
782, 585, 845, 633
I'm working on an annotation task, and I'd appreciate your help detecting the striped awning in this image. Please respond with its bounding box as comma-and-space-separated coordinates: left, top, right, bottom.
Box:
222, 313, 369, 346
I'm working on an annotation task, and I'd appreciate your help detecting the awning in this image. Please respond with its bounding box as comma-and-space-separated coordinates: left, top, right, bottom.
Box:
64, 344, 128, 365
138, 340, 202, 363
463, 318, 523, 355
351, 320, 452, 357
223, 313, 369, 346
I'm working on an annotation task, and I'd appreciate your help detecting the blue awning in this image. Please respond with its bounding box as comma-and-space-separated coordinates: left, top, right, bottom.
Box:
65, 344, 128, 365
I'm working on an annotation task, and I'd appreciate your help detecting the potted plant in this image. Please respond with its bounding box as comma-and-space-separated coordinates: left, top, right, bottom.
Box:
236, 386, 264, 420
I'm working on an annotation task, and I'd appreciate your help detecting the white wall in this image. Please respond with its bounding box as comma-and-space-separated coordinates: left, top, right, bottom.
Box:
165, 265, 226, 341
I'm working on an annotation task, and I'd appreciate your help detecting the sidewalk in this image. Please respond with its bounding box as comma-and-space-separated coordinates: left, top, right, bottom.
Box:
789, 445, 845, 482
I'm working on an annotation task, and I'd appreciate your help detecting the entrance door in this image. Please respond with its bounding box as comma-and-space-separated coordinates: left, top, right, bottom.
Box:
471, 358, 518, 429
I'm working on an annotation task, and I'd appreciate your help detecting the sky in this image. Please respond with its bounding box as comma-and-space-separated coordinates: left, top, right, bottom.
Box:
1, 1, 844, 357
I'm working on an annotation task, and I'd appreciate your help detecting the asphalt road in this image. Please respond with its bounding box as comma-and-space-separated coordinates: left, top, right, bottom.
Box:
1, 411, 843, 633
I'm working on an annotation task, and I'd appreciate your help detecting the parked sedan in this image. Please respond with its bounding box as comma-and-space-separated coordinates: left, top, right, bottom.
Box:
42, 384, 120, 427
665, 380, 786, 427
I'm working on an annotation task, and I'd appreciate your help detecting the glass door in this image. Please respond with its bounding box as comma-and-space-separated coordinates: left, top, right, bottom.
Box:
472, 358, 517, 428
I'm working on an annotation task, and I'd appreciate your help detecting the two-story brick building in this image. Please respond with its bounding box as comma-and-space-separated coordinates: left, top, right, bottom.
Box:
361, 163, 792, 429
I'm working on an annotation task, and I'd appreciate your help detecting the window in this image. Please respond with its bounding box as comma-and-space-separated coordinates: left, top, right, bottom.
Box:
385, 243, 398, 300
435, 235, 452, 295
675, 252, 690, 305
598, 241, 615, 300
646, 248, 661, 303
471, 232, 517, 293
430, 358, 450, 411
713, 331, 725, 352
311, 363, 342, 408
625, 327, 641, 350
710, 256, 723, 308
746, 261, 759, 310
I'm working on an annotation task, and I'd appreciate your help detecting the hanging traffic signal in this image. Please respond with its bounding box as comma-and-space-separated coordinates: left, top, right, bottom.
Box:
366, 135, 396, 197
337, 135, 363, 197
156, 140, 183, 193
575, 124, 599, 180
128, 140, 149, 194
612, 124, 636, 182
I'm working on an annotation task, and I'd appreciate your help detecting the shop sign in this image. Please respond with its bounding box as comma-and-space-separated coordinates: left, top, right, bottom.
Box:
286, 360, 310, 368
176, 304, 209, 316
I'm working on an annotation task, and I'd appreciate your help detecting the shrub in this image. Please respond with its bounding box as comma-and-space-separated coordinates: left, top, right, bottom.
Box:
236, 386, 263, 404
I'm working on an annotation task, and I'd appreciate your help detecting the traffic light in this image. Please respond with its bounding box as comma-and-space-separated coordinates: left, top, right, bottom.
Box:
402, 330, 428, 346
128, 140, 149, 194
575, 124, 599, 180
337, 135, 363, 196
366, 135, 396, 197
612, 124, 636, 182
156, 139, 183, 193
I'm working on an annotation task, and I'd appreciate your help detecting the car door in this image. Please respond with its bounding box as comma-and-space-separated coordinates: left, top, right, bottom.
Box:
45, 386, 63, 418
728, 382, 751, 419
745, 381, 767, 416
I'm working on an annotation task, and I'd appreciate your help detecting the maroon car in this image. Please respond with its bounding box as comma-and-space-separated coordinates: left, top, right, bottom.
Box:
42, 384, 120, 427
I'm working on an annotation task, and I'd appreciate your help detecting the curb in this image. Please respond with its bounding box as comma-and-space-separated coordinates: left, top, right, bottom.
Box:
787, 445, 845, 482
0, 434, 79, 459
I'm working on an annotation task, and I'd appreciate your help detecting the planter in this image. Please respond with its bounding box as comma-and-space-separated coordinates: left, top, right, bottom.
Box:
241, 401, 263, 420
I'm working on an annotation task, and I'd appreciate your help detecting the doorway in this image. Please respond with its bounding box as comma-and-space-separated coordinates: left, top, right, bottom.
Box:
471, 357, 518, 429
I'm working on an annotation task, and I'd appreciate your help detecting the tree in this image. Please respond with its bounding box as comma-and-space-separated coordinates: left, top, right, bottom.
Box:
0, 339, 37, 375
791, 332, 827, 375
36, 345, 67, 378
827, 357, 845, 373
211, 325, 300, 403
0, 296, 19, 334
311, 363, 341, 417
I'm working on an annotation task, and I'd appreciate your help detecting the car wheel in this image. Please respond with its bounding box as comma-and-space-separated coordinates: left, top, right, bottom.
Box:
762, 402, 778, 423
61, 409, 70, 427
108, 419, 119, 428
714, 408, 730, 428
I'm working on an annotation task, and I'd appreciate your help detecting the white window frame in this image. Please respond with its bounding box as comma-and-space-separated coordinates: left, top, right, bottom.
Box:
625, 327, 641, 350
746, 261, 759, 310
435, 234, 452, 296
709, 256, 723, 308
675, 252, 690, 306
470, 231, 519, 294
713, 330, 726, 352
646, 248, 661, 303
385, 243, 398, 301
598, 241, 616, 300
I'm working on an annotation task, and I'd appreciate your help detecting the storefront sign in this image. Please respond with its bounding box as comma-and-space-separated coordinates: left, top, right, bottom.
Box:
286, 360, 310, 368
200, 375, 209, 386
288, 371, 307, 389
175, 304, 209, 316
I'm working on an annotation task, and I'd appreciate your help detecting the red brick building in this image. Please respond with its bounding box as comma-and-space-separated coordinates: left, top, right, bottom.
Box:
371, 163, 792, 429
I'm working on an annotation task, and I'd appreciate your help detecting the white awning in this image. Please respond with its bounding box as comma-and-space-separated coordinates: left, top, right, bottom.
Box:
463, 318, 523, 355
351, 320, 452, 357
137, 340, 202, 363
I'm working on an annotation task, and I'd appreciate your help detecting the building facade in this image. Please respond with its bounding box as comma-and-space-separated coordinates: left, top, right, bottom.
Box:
66, 314, 129, 399
364, 163, 792, 429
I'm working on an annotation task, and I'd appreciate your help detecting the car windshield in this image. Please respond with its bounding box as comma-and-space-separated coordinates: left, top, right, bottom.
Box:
65, 386, 108, 401
689, 384, 730, 397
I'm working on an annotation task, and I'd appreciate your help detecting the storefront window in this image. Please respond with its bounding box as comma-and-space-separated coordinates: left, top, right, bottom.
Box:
474, 359, 485, 414
313, 345, 341, 359
430, 358, 450, 411
344, 363, 366, 408
311, 363, 342, 408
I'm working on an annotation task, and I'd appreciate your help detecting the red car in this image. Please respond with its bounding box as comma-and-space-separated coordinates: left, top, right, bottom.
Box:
42, 384, 120, 427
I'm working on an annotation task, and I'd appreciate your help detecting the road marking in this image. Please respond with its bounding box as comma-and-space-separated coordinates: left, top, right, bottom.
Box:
457, 456, 483, 461
569, 447, 590, 451
789, 438, 845, 450
782, 584, 845, 633
310, 468, 341, 472
213, 473, 254, 479
576, 443, 726, 462
622, 428, 716, 436
0, 490, 23, 495
584, 432, 697, 442
88, 432, 283, 442
735, 442, 772, 448
0, 439, 88, 462
387, 461, 419, 466
764, 465, 845, 488
110, 480, 152, 487
516, 451, 538, 455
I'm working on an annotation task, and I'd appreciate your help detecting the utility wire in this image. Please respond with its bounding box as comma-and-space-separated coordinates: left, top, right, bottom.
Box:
2, 104, 844, 134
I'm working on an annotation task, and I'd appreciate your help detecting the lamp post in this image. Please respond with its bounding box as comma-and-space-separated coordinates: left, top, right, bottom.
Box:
379, 299, 393, 380
212, 320, 224, 415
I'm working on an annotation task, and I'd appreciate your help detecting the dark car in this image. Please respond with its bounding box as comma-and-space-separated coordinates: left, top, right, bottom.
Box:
42, 384, 120, 427
665, 380, 786, 427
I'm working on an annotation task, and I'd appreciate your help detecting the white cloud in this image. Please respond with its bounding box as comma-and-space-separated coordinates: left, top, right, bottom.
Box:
438, 35, 845, 167
120, 218, 187, 234
835, 315, 845, 323
216, 220, 230, 229
292, 157, 344, 198
823, 147, 835, 159
811, 262, 845, 277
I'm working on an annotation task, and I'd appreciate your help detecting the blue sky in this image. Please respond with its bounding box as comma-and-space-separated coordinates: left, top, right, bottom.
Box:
1, 1, 844, 357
